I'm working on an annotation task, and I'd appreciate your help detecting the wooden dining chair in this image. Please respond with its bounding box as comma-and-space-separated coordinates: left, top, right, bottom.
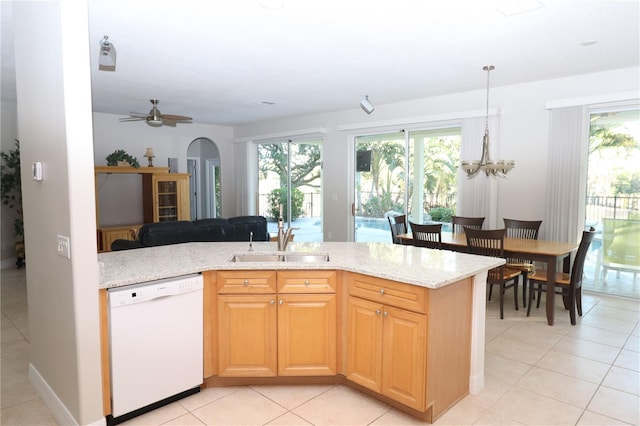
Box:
452, 216, 485, 234
464, 227, 521, 319
387, 214, 408, 245
527, 228, 595, 325
503, 218, 543, 308
409, 222, 442, 249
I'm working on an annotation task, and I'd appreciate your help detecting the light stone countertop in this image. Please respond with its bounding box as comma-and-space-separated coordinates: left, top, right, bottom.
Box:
97, 241, 503, 290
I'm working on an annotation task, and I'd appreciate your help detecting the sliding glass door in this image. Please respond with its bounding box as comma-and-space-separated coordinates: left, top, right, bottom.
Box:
583, 108, 640, 298
353, 128, 461, 242
354, 132, 406, 242
258, 139, 323, 242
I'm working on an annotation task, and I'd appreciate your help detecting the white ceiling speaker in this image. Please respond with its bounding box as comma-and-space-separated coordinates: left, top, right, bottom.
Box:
360, 95, 374, 114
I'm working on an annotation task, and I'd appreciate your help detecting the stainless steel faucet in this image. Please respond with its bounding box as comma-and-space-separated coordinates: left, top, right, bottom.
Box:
277, 217, 298, 251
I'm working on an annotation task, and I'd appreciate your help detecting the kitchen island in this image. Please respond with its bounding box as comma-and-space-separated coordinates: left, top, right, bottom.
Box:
98, 241, 502, 422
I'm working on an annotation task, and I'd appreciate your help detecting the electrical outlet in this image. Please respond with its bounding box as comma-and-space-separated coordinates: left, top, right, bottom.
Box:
57, 235, 70, 259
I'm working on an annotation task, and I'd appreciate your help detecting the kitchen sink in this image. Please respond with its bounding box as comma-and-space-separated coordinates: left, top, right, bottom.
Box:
230, 254, 283, 262
282, 254, 330, 263
230, 253, 330, 263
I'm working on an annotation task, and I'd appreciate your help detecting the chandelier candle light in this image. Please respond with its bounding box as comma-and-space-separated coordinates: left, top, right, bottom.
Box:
460, 65, 514, 178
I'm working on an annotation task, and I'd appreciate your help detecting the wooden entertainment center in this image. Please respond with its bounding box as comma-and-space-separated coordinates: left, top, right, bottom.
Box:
94, 166, 190, 251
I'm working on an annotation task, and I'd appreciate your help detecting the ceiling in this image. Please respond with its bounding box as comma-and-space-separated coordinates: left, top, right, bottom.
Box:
2, 0, 639, 126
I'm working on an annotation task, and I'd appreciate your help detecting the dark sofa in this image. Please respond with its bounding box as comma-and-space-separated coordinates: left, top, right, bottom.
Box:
110, 216, 270, 251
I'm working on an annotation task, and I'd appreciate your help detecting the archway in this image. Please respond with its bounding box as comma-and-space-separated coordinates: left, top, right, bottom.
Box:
187, 138, 221, 219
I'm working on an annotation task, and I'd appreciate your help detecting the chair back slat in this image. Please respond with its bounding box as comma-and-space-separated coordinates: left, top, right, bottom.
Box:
503, 218, 542, 240
409, 222, 442, 249
504, 219, 542, 264
452, 216, 485, 234
387, 214, 407, 245
464, 227, 505, 258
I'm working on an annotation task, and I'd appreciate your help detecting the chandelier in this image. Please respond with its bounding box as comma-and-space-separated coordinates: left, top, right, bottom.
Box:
460, 65, 514, 178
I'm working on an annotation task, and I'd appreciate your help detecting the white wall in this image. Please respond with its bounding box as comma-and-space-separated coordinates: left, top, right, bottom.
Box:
13, 2, 103, 424
234, 67, 640, 241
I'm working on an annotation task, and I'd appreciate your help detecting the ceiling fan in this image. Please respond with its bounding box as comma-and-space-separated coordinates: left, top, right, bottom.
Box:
119, 99, 192, 127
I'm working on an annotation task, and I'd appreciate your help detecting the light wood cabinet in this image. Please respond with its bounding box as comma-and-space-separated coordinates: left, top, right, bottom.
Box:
345, 272, 472, 421
278, 293, 337, 376
99, 225, 142, 252
217, 294, 278, 377
142, 173, 190, 223
346, 294, 426, 411
215, 270, 337, 378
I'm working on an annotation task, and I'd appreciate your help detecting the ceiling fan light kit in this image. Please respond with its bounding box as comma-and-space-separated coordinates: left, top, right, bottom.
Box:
460, 65, 515, 178
119, 99, 193, 127
98, 35, 116, 72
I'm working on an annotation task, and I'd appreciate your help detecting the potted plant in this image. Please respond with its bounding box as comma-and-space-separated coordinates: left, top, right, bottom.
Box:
106, 149, 140, 168
1, 139, 25, 268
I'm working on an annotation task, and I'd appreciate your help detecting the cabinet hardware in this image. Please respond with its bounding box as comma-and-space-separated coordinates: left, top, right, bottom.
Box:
379, 288, 385, 295
279, 299, 284, 305
304, 280, 310, 286
375, 309, 381, 316
270, 300, 275, 305
243, 279, 249, 286
383, 311, 389, 317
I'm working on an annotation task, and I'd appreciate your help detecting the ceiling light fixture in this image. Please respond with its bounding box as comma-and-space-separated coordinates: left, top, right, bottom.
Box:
460, 65, 514, 178
98, 35, 116, 71
360, 95, 374, 114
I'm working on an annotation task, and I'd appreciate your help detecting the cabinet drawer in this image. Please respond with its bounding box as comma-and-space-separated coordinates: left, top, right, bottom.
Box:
277, 270, 336, 293
347, 273, 427, 314
217, 271, 277, 294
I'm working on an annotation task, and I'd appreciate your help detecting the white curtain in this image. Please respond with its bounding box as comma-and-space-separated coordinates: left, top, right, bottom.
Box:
233, 141, 257, 215
543, 106, 589, 243
457, 116, 499, 225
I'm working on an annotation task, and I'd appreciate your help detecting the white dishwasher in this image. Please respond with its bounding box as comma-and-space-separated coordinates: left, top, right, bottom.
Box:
107, 274, 203, 423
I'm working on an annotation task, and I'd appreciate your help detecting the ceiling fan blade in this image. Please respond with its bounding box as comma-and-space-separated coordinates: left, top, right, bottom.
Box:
162, 114, 192, 121
119, 117, 146, 122
162, 120, 177, 127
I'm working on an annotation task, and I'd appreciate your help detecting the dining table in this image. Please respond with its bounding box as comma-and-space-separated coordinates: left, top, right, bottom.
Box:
399, 231, 579, 325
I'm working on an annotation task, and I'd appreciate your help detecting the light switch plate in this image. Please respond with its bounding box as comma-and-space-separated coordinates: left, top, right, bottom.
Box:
57, 235, 70, 259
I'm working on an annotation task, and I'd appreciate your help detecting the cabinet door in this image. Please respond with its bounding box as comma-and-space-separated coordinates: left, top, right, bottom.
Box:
143, 173, 190, 222
100, 226, 141, 252
381, 305, 427, 411
346, 296, 383, 392
277, 294, 337, 376
217, 294, 277, 377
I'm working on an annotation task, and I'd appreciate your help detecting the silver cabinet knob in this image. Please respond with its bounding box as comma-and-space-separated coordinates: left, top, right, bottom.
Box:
279, 299, 284, 305
270, 299, 275, 305
383, 311, 389, 317
375, 309, 381, 316
243, 279, 249, 286
304, 280, 310, 286
379, 288, 385, 295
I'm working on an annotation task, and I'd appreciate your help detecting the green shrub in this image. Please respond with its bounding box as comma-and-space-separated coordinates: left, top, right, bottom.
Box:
268, 188, 304, 221
428, 207, 455, 222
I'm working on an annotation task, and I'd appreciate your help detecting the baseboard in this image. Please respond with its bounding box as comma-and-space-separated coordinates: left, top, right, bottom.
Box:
28, 363, 106, 426
469, 370, 485, 395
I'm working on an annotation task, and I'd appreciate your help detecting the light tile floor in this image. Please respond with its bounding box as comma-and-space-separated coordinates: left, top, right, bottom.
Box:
2, 267, 639, 425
